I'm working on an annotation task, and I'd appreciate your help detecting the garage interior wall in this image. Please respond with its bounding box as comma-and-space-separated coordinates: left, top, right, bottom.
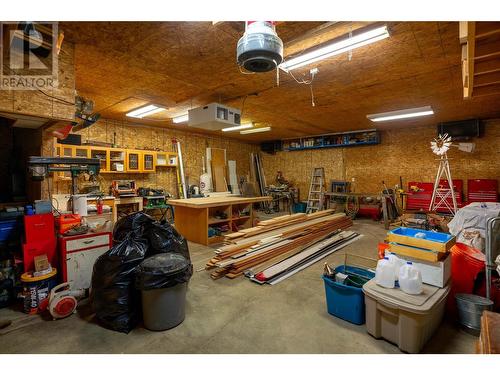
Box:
261, 119, 500, 200
42, 119, 260, 197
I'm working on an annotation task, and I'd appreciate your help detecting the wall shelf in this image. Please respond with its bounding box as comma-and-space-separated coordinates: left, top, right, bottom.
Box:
282, 129, 380, 151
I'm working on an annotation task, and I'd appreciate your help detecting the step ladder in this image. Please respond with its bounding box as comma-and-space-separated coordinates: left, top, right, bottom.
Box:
306, 167, 325, 213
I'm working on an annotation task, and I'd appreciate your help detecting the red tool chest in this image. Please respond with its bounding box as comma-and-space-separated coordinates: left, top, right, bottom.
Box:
58, 232, 112, 290
406, 182, 434, 211
406, 180, 463, 212
22, 238, 57, 272
467, 179, 498, 203
24, 213, 55, 243
22, 213, 57, 272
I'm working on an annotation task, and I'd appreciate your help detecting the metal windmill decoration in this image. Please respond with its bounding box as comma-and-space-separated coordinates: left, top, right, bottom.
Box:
429, 133, 458, 214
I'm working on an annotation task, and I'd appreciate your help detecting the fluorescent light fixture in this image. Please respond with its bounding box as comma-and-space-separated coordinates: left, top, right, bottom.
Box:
240, 126, 271, 134
172, 114, 189, 123
126, 104, 166, 118
280, 25, 389, 72
222, 123, 254, 132
367, 106, 434, 122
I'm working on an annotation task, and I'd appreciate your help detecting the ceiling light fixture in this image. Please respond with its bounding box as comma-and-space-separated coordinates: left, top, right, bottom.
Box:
367, 106, 434, 122
172, 114, 189, 123
222, 123, 254, 132
240, 126, 271, 134
126, 104, 166, 119
279, 25, 390, 72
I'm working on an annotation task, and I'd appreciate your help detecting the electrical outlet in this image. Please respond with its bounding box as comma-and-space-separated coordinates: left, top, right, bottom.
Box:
310, 68, 319, 75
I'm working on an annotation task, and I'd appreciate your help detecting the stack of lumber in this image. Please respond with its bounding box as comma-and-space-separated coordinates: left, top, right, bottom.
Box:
206, 211, 354, 280
224, 209, 336, 243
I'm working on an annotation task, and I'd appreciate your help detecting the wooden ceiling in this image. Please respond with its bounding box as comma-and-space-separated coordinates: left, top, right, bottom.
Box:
60, 21, 500, 142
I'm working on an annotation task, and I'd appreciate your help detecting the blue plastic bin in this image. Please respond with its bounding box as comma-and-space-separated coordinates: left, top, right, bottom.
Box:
322, 265, 375, 325
293, 202, 307, 213
388, 227, 453, 243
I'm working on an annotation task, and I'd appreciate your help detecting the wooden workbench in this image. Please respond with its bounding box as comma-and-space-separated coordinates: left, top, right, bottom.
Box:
168, 196, 271, 245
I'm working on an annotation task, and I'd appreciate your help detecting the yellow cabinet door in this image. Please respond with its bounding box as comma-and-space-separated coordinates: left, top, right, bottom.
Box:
74, 146, 90, 158
126, 151, 141, 172
90, 147, 109, 173
109, 149, 126, 172
142, 152, 156, 172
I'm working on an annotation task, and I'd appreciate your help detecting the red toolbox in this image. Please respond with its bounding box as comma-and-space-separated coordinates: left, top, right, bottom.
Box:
22, 237, 57, 272
406, 182, 433, 210
24, 213, 55, 243
467, 179, 498, 202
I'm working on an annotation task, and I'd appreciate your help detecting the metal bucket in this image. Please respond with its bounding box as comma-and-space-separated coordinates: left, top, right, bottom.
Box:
455, 293, 493, 334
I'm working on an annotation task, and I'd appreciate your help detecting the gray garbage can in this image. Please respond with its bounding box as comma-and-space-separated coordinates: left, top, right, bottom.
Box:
136, 253, 192, 331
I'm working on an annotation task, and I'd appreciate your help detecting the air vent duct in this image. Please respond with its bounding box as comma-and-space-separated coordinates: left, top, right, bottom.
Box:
237, 21, 283, 73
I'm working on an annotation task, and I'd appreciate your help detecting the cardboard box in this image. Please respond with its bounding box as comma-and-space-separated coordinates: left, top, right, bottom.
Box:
385, 250, 451, 288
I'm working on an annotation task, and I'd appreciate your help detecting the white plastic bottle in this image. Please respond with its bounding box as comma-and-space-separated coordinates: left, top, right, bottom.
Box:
375, 257, 396, 289
387, 252, 405, 281
399, 261, 423, 295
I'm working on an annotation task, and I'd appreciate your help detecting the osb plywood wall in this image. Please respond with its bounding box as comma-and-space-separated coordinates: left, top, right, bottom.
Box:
261, 119, 500, 200
43, 118, 259, 197
0, 42, 75, 121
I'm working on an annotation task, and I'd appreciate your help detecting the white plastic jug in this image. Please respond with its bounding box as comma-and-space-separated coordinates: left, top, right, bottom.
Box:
398, 261, 423, 295
375, 257, 395, 288
387, 252, 405, 281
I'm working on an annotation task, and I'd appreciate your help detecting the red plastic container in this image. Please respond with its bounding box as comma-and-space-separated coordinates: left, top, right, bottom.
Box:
447, 243, 485, 315
24, 213, 55, 243
22, 237, 58, 272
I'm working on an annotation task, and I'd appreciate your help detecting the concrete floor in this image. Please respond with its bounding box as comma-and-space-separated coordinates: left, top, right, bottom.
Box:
0, 218, 475, 354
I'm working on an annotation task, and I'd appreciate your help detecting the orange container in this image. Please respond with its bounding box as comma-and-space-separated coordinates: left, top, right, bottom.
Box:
55, 214, 81, 234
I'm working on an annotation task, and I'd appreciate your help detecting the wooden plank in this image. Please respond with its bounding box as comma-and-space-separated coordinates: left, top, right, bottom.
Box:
256, 231, 353, 280
470, 83, 500, 97
475, 22, 500, 41
474, 70, 500, 87
474, 58, 500, 76
258, 213, 307, 226
223, 213, 348, 246
467, 22, 476, 98
211, 148, 227, 192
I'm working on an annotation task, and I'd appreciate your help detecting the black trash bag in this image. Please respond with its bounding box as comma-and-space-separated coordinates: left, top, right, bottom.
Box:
145, 220, 191, 261
135, 253, 192, 290
113, 211, 155, 242
91, 234, 148, 333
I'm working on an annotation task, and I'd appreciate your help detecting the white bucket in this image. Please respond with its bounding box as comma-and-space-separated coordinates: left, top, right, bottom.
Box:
72, 195, 88, 216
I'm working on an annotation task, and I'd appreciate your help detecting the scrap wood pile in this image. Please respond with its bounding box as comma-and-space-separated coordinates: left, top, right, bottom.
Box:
206, 210, 362, 283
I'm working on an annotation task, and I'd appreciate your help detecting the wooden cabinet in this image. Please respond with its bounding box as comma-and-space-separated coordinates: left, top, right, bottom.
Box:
126, 151, 141, 172
142, 151, 156, 172
109, 149, 126, 172
53, 144, 177, 174
58, 232, 112, 290
74, 146, 89, 158
156, 152, 178, 167
90, 147, 109, 173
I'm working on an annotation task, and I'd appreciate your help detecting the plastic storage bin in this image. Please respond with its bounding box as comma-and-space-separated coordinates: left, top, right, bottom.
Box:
362, 279, 449, 353
323, 265, 375, 325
